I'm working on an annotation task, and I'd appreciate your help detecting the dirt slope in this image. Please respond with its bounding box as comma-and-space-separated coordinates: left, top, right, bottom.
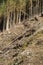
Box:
0, 17, 43, 65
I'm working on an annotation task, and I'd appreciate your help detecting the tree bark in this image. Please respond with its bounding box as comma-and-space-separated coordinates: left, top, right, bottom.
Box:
31, 0, 32, 17
19, 10, 21, 23
6, 15, 9, 31
40, 0, 42, 16
13, 8, 15, 25
17, 10, 19, 24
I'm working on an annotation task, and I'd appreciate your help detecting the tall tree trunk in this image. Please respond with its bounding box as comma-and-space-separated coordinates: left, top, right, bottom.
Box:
40, 0, 42, 16
17, 10, 19, 24
9, 12, 12, 28
38, 0, 39, 15
13, 8, 15, 26
10, 12, 13, 28
31, 0, 32, 17
15, 9, 17, 24
19, 10, 21, 23
6, 15, 9, 31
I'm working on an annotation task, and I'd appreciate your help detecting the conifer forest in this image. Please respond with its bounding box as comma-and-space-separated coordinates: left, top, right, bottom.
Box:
0, 0, 43, 65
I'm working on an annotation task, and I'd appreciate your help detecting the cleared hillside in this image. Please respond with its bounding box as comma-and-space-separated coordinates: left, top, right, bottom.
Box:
0, 16, 43, 65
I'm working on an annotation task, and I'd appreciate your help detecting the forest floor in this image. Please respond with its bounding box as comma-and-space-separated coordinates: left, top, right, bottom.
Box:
0, 16, 43, 65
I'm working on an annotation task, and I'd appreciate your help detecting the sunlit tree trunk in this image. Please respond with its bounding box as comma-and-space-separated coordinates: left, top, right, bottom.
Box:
19, 9, 21, 23
6, 1, 10, 31
6, 15, 9, 31
13, 8, 15, 25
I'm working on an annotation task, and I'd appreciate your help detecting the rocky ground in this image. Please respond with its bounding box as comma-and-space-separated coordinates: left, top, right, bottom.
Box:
0, 17, 43, 65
